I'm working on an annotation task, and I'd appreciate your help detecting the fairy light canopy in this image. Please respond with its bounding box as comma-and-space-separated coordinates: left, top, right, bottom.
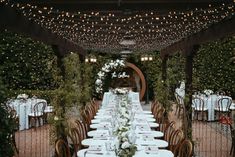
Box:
0, 0, 234, 55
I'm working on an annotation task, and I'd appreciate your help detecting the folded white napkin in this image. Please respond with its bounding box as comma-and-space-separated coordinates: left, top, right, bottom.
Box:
145, 146, 159, 154
87, 145, 103, 154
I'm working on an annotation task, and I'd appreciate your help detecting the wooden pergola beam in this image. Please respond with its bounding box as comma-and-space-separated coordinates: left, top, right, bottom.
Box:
160, 15, 235, 57
0, 4, 85, 57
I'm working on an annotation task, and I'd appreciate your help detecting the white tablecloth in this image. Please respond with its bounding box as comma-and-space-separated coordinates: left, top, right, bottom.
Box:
193, 95, 233, 121
78, 92, 173, 157
8, 98, 47, 130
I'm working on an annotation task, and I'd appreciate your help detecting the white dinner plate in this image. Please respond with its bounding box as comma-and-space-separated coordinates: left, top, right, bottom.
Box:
87, 130, 109, 137
81, 139, 108, 146
134, 149, 174, 157
148, 122, 159, 128
90, 123, 111, 129
77, 149, 116, 157
94, 115, 112, 119
136, 139, 168, 148
143, 111, 152, 114
136, 130, 164, 138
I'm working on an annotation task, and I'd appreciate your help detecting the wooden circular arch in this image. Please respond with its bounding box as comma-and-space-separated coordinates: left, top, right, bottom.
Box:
125, 62, 146, 101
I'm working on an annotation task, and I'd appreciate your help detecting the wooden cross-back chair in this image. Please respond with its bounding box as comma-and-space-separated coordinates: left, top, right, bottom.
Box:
174, 139, 193, 157
55, 139, 71, 157
168, 129, 184, 153
154, 108, 165, 122
75, 120, 87, 140
68, 128, 82, 157
164, 121, 176, 142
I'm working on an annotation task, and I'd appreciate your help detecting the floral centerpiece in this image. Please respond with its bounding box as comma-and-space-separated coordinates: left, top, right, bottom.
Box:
115, 130, 137, 157
112, 88, 129, 95
203, 89, 213, 96
113, 94, 137, 157
16, 93, 28, 99
95, 59, 125, 94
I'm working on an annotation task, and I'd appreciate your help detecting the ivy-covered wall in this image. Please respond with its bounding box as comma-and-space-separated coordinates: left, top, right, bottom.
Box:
194, 37, 235, 98
0, 30, 58, 91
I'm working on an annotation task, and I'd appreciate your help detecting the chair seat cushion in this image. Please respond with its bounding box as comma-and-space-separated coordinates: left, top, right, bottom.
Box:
28, 112, 43, 117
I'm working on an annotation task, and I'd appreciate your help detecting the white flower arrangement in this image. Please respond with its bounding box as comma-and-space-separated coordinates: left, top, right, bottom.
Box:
204, 89, 213, 96
112, 88, 129, 95
113, 94, 137, 157
95, 59, 125, 94
17, 94, 28, 99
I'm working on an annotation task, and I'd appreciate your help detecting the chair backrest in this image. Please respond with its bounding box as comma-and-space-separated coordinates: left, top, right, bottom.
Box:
75, 120, 87, 140
154, 107, 165, 124
33, 101, 46, 114
81, 109, 91, 127
192, 97, 205, 110
217, 97, 232, 112
152, 101, 163, 117
86, 105, 95, 119
169, 129, 184, 152
151, 100, 158, 114
164, 121, 176, 142
176, 139, 193, 157
55, 139, 71, 157
68, 128, 81, 157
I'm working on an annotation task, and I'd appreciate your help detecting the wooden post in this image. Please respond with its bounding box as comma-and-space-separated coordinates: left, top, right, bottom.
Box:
183, 45, 199, 140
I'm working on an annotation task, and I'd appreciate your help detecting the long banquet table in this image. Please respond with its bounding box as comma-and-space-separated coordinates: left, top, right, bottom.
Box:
77, 91, 174, 157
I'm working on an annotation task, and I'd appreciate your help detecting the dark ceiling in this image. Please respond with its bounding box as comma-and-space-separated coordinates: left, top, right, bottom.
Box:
2, 0, 235, 54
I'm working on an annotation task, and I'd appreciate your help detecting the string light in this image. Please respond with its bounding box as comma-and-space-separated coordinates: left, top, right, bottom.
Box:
1, 1, 234, 53
85, 56, 97, 63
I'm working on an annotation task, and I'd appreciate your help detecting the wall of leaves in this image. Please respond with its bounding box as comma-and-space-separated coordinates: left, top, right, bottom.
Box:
0, 30, 58, 92
193, 37, 235, 98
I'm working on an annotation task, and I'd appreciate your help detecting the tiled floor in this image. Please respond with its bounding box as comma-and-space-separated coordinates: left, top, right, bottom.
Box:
13, 101, 233, 157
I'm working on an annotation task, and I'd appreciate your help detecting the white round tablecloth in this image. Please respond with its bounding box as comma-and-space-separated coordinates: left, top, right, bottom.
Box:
8, 98, 47, 130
